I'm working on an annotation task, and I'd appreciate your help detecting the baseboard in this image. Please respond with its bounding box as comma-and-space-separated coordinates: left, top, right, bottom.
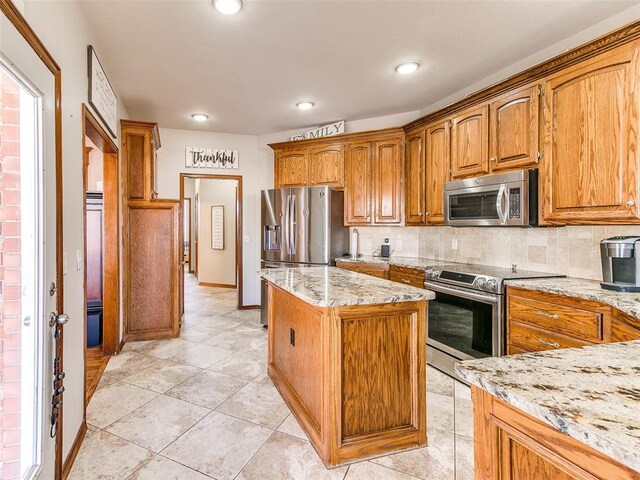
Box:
62, 420, 87, 479
198, 281, 236, 288
118, 337, 125, 354
240, 304, 261, 310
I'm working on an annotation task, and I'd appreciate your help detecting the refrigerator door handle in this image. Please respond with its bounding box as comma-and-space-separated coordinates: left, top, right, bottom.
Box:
285, 194, 291, 256
290, 193, 296, 256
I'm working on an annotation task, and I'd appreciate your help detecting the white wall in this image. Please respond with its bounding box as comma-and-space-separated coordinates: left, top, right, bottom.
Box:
197, 179, 237, 286
155, 128, 264, 306
21, 0, 130, 463
86, 138, 104, 192
183, 178, 196, 271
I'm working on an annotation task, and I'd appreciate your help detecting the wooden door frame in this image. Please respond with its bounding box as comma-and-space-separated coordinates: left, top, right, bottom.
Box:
0, 1, 65, 477
180, 173, 243, 309
183, 197, 193, 272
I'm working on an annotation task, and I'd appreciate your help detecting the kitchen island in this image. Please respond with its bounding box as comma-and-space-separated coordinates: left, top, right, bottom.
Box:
258, 266, 434, 466
456, 340, 640, 479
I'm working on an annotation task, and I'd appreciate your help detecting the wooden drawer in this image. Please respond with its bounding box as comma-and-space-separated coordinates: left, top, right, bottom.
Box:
337, 261, 389, 279
507, 294, 603, 343
389, 265, 425, 288
508, 322, 592, 354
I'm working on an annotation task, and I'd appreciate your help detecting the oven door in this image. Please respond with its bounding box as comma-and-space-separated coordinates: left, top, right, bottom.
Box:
424, 280, 503, 361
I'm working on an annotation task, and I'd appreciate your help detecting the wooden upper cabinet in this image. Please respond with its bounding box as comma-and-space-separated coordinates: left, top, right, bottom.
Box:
424, 120, 450, 225
540, 43, 640, 224
373, 139, 403, 224
121, 120, 160, 202
308, 144, 344, 187
489, 85, 540, 172
450, 104, 489, 179
404, 130, 426, 225
344, 142, 372, 224
275, 149, 308, 187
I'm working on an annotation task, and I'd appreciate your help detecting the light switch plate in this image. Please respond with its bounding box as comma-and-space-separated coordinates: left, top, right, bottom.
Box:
245, 235, 250, 243
76, 250, 82, 270
451, 239, 458, 250
63, 252, 68, 275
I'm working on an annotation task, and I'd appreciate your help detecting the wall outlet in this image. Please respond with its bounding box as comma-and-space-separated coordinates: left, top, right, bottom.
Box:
451, 239, 458, 250
245, 235, 250, 243
384, 237, 390, 244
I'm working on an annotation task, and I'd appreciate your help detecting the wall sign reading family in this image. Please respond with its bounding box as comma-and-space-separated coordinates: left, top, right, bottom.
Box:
185, 147, 239, 169
290, 120, 345, 141
88, 46, 118, 138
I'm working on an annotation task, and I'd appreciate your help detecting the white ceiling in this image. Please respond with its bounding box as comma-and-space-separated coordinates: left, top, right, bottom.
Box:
77, 0, 636, 135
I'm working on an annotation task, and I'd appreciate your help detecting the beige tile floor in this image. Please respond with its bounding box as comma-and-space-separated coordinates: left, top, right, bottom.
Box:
69, 274, 474, 480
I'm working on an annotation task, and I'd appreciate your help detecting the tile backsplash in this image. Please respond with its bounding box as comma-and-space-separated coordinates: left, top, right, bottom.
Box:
354, 225, 640, 280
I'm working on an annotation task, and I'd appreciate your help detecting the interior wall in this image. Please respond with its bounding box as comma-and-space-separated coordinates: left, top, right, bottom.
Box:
155, 128, 263, 306
20, 0, 130, 460
85, 136, 103, 192
196, 179, 237, 286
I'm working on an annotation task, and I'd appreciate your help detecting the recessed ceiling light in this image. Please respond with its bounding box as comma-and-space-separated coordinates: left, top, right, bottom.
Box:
213, 0, 243, 15
395, 62, 421, 75
191, 113, 209, 121
296, 102, 315, 110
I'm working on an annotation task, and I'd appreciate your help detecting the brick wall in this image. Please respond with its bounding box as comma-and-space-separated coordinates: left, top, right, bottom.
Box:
0, 70, 22, 480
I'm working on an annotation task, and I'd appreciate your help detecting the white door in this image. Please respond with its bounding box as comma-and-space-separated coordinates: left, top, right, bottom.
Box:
1, 9, 60, 480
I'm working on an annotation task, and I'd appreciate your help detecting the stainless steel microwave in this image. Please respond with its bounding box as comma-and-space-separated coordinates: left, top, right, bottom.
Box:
444, 169, 538, 227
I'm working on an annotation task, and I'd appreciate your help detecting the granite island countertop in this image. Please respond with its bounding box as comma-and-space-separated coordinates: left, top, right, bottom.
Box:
507, 277, 640, 318
258, 266, 435, 307
456, 340, 640, 473
335, 255, 454, 271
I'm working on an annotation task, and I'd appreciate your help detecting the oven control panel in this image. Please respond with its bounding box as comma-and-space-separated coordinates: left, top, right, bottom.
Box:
425, 269, 501, 293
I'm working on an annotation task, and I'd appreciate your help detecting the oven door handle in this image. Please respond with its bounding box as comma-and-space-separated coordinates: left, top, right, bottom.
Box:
424, 280, 500, 304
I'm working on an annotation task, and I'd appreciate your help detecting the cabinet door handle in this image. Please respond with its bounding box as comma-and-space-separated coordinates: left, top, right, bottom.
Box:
401, 279, 411, 284
538, 338, 560, 349
626, 200, 636, 207
537, 310, 558, 320
490, 157, 497, 162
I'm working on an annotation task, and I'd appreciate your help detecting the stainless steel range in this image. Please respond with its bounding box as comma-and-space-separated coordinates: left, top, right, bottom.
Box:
424, 264, 564, 382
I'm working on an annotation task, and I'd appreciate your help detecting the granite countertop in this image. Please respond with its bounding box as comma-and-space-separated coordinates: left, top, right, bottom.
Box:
456, 340, 640, 472
258, 266, 434, 307
335, 255, 453, 271
507, 277, 640, 318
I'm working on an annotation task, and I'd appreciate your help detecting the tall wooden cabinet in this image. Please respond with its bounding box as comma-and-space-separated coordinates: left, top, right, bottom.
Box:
404, 130, 425, 225
424, 121, 450, 225
540, 42, 640, 224
122, 120, 181, 341
372, 139, 403, 224
345, 143, 373, 224
450, 104, 489, 179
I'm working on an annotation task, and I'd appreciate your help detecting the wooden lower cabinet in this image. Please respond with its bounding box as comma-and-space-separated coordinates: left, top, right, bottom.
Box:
388, 265, 425, 288
124, 202, 181, 340
472, 387, 638, 480
507, 287, 640, 354
336, 261, 389, 279
267, 284, 426, 466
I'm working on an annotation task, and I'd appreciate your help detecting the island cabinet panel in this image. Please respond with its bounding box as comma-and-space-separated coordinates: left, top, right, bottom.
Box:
540, 42, 640, 225
309, 144, 344, 188
472, 387, 638, 480
450, 104, 489, 179
404, 129, 426, 225
275, 148, 309, 187
424, 120, 450, 225
344, 143, 373, 225
611, 309, 640, 342
341, 313, 413, 438
266, 284, 426, 466
372, 139, 404, 224
336, 261, 389, 279
489, 84, 540, 172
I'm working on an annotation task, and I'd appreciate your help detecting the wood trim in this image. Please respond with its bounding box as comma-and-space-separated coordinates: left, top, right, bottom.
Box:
268, 127, 405, 150
198, 281, 236, 288
403, 19, 640, 132
61, 421, 87, 480
240, 304, 261, 310
183, 197, 192, 272
0, 2, 65, 478
180, 173, 244, 309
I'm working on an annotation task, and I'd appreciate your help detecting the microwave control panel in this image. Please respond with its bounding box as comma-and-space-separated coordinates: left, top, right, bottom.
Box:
508, 188, 521, 219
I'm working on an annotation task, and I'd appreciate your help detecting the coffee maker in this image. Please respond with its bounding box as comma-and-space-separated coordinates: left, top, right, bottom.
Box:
600, 236, 640, 292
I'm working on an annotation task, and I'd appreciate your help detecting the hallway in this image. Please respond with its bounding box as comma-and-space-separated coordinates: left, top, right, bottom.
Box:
69, 274, 474, 480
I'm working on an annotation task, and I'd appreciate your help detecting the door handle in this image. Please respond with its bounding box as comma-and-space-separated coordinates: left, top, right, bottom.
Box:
49, 313, 69, 327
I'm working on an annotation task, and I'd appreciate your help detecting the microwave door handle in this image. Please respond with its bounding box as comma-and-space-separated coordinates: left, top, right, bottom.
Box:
496, 184, 507, 224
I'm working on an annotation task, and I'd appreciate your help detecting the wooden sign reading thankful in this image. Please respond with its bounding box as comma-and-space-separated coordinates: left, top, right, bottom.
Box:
185, 147, 239, 169
290, 120, 345, 141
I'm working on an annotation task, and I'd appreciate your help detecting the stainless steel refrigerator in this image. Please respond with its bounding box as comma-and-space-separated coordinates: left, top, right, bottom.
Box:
260, 186, 348, 325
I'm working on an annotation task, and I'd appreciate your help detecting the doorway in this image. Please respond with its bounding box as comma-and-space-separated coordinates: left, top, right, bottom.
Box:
81, 105, 120, 407
0, 2, 63, 478
180, 174, 243, 310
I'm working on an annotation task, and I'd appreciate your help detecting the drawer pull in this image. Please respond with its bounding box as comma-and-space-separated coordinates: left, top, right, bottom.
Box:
538, 338, 560, 349
401, 279, 411, 284
537, 310, 559, 320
